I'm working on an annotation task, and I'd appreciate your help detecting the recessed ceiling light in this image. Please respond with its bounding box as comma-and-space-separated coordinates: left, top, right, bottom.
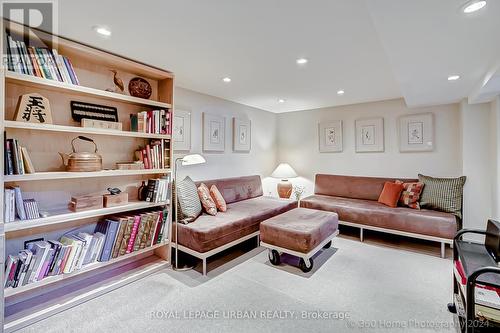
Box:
448, 75, 461, 81
222, 77, 231, 83
463, 0, 487, 13
93, 25, 111, 37
278, 98, 286, 103
296, 58, 308, 65
337, 90, 345, 95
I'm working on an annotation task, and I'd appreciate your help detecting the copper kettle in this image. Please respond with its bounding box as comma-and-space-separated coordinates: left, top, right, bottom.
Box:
59, 136, 103, 172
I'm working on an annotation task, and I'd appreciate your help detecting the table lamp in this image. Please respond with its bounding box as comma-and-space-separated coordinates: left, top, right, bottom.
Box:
173, 154, 206, 270
271, 163, 298, 199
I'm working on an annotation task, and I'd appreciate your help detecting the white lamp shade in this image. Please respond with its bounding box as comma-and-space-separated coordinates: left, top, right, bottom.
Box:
181, 154, 206, 166
271, 163, 298, 180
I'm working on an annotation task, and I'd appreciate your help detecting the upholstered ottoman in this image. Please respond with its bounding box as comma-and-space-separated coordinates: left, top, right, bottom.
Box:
260, 208, 339, 272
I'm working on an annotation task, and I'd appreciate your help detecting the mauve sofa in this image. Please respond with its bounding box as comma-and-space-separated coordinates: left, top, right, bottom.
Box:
300, 174, 460, 257
176, 175, 296, 275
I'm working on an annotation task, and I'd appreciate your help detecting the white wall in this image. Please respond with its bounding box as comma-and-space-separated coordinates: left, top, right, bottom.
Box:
460, 100, 493, 234
277, 98, 462, 197
174, 87, 278, 194
490, 97, 500, 220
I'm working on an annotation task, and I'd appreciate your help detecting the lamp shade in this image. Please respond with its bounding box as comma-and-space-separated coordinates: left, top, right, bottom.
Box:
271, 163, 298, 180
181, 154, 206, 166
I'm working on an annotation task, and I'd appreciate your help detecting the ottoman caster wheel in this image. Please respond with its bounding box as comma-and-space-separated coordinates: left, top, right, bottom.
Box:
299, 258, 313, 273
323, 241, 332, 249
269, 250, 281, 266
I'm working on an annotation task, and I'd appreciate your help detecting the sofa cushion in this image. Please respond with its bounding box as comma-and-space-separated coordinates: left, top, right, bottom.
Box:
195, 175, 263, 204
314, 174, 417, 201
378, 182, 404, 208
198, 183, 217, 216
396, 180, 424, 209
177, 196, 297, 253
300, 195, 457, 239
260, 208, 338, 253
210, 185, 227, 212
418, 174, 466, 219
177, 176, 202, 223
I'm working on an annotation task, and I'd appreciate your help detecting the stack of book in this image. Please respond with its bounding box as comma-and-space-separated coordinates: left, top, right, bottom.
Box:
144, 175, 171, 203
4, 208, 169, 289
454, 259, 500, 323
6, 33, 80, 85
135, 139, 168, 169
4, 138, 35, 175
130, 110, 172, 135
4, 187, 40, 222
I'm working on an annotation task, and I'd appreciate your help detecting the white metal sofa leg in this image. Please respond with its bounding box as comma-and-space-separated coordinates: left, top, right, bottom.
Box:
360, 228, 364, 242
441, 242, 445, 259
202, 258, 207, 276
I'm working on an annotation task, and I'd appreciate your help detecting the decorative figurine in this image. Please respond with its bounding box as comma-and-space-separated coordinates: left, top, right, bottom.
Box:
128, 77, 152, 99
106, 69, 124, 93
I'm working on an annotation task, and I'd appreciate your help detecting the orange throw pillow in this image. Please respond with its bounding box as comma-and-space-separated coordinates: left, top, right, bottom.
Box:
210, 185, 227, 212
378, 182, 404, 208
197, 183, 217, 216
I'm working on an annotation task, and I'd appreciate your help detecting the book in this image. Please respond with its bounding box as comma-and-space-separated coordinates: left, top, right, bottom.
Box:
119, 217, 135, 256
21, 146, 36, 173
111, 218, 127, 259
12, 186, 27, 220
98, 220, 120, 262
5, 137, 14, 175
126, 215, 141, 254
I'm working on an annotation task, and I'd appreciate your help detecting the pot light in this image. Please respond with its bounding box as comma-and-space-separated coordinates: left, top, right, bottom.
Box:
448, 75, 461, 81
337, 90, 345, 95
296, 58, 308, 65
93, 25, 111, 37
463, 0, 487, 13
278, 98, 286, 103
222, 77, 231, 83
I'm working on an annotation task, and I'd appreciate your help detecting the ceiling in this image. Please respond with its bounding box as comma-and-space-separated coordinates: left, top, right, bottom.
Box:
52, 0, 500, 113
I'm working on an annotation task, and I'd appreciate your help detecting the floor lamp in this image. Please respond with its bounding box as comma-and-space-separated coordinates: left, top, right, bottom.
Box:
173, 154, 206, 270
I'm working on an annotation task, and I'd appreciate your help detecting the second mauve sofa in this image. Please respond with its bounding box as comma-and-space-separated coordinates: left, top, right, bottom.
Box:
176, 175, 296, 275
300, 174, 460, 257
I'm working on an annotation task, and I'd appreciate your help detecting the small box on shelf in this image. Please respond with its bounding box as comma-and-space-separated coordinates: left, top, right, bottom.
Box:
69, 194, 104, 212
103, 192, 129, 208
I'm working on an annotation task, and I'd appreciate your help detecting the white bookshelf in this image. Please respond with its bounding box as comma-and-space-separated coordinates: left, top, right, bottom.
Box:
4, 168, 171, 182
4, 120, 172, 140
1, 19, 174, 332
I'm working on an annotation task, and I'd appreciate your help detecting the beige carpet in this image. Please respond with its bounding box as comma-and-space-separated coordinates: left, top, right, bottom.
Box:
18, 237, 455, 333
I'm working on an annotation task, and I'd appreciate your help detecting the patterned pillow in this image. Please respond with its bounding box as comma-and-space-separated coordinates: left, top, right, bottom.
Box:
396, 180, 424, 209
418, 174, 466, 218
197, 183, 217, 216
176, 176, 202, 223
210, 185, 227, 212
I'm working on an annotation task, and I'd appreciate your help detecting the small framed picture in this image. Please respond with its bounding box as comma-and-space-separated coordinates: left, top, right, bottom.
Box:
355, 117, 384, 152
319, 121, 342, 152
203, 113, 225, 152
399, 113, 434, 152
173, 109, 191, 151
233, 118, 251, 152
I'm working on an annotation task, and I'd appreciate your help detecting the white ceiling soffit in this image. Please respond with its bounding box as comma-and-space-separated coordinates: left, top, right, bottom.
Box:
51, 1, 500, 112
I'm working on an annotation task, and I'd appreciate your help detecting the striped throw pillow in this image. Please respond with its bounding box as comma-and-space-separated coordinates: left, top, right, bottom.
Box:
176, 176, 202, 223
418, 174, 466, 218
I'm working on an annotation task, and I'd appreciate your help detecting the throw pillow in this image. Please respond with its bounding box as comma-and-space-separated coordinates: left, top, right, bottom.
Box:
197, 183, 217, 216
396, 180, 424, 209
418, 174, 466, 218
378, 181, 404, 208
176, 176, 202, 223
210, 185, 227, 212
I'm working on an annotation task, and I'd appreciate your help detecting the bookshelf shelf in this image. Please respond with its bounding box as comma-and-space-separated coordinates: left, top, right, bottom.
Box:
4, 168, 171, 182
4, 121, 172, 140
4, 201, 170, 233
5, 71, 172, 109
4, 241, 168, 298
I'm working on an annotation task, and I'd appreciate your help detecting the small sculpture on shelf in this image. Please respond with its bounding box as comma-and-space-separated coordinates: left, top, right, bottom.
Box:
14, 93, 53, 124
106, 69, 124, 93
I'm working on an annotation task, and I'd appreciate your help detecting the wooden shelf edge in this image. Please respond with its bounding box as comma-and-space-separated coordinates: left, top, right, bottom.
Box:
4, 256, 169, 332
4, 242, 169, 298
4, 168, 171, 182
5, 71, 172, 109
4, 200, 170, 232
4, 121, 172, 140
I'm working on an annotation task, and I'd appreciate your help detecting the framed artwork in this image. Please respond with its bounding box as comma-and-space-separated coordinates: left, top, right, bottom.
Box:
318, 121, 343, 152
399, 113, 434, 152
173, 109, 191, 151
355, 117, 384, 152
203, 113, 225, 152
233, 117, 251, 152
